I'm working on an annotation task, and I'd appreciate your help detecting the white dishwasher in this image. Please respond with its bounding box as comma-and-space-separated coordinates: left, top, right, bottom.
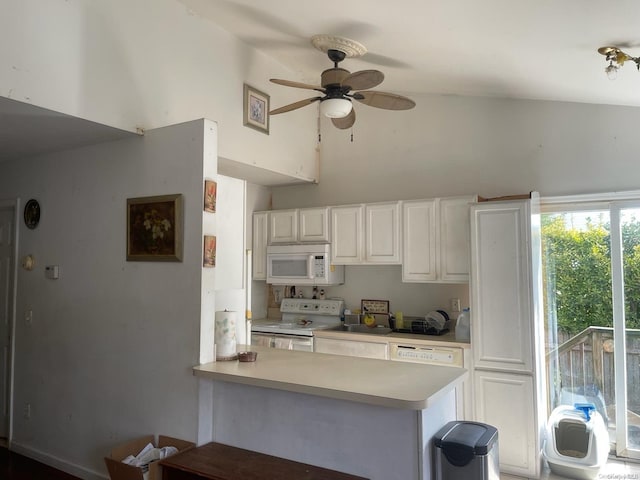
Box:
390, 342, 468, 419
389, 342, 464, 367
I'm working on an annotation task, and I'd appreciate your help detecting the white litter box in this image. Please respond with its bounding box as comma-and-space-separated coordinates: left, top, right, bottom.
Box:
543, 403, 609, 480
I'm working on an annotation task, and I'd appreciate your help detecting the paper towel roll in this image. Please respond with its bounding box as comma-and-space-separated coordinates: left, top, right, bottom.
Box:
215, 310, 237, 360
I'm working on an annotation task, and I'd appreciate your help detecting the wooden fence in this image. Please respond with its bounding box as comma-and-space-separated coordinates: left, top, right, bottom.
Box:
547, 327, 640, 415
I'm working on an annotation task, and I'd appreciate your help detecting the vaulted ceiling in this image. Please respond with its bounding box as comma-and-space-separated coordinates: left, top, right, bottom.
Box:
5, 0, 640, 164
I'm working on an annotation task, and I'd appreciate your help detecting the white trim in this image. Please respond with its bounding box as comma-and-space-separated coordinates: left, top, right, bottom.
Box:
10, 440, 109, 480
542, 190, 640, 206
610, 206, 629, 457
0, 198, 18, 445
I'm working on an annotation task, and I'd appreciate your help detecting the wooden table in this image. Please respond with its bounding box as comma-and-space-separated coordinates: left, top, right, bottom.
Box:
160, 442, 368, 480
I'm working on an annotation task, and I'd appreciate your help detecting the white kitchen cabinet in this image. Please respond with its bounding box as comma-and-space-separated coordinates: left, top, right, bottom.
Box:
298, 207, 330, 243
269, 208, 330, 244
470, 197, 546, 478
365, 202, 401, 264
471, 201, 533, 372
252, 211, 268, 280
269, 209, 298, 244
331, 205, 364, 264
402, 196, 475, 283
473, 370, 536, 477
314, 337, 388, 359
331, 202, 401, 265
402, 199, 437, 281
439, 196, 475, 282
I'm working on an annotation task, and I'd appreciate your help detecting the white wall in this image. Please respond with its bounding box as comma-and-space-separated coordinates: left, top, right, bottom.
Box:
0, 0, 318, 182
273, 93, 640, 208
0, 120, 215, 479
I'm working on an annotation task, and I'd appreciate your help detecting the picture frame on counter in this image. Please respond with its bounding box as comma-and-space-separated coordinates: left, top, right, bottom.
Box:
126, 194, 183, 262
243, 83, 269, 134
203, 235, 216, 267
204, 179, 217, 213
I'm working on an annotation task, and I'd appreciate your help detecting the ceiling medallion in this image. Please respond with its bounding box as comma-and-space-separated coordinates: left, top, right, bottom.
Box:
311, 35, 367, 58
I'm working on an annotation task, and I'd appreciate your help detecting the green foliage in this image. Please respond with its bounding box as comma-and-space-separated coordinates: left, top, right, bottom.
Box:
542, 213, 640, 333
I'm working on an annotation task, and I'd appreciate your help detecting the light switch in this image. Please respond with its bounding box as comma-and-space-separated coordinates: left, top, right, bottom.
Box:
45, 265, 59, 279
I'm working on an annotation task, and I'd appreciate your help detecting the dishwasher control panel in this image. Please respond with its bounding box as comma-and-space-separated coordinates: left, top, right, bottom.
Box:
389, 343, 463, 367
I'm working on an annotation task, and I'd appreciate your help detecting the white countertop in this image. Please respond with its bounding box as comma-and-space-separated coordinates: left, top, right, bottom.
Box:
193, 345, 467, 410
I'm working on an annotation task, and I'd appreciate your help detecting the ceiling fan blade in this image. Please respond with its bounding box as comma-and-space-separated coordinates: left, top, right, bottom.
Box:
342, 70, 384, 91
270, 78, 324, 92
353, 91, 416, 110
270, 97, 322, 115
331, 109, 356, 130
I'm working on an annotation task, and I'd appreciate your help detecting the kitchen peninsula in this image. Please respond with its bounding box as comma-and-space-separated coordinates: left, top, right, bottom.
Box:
193, 345, 467, 480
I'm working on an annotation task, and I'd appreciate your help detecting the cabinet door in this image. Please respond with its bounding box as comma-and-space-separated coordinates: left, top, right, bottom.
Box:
314, 337, 388, 359
269, 210, 297, 244
331, 205, 363, 264
298, 207, 329, 243
470, 201, 533, 372
252, 212, 268, 280
473, 370, 537, 478
402, 200, 437, 281
438, 196, 475, 283
365, 202, 401, 264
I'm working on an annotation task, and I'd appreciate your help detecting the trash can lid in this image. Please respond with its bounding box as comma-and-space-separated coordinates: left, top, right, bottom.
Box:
434, 421, 499, 456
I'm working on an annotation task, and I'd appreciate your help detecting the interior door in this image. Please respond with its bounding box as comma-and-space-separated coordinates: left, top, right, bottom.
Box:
0, 206, 15, 438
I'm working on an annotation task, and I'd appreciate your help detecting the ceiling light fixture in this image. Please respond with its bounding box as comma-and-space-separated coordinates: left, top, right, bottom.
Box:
598, 46, 640, 80
320, 98, 353, 118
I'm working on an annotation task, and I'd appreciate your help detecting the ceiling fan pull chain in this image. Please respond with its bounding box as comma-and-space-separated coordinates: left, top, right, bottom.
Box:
317, 109, 322, 143
350, 128, 354, 143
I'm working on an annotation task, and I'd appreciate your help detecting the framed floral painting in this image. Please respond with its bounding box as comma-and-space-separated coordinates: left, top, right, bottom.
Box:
204, 179, 216, 213
243, 84, 270, 134
203, 235, 216, 267
127, 194, 183, 261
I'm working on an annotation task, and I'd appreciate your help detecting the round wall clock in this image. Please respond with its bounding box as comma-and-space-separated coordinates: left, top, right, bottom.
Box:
24, 199, 40, 229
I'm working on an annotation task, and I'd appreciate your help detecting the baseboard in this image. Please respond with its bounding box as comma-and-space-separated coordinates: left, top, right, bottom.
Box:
10, 441, 108, 480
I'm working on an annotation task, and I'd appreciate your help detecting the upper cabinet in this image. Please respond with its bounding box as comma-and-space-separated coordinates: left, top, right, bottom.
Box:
298, 208, 330, 243
402, 195, 476, 283
269, 208, 330, 244
331, 202, 401, 265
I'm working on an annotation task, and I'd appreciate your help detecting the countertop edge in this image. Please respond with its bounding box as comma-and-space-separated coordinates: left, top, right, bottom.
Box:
193, 346, 467, 411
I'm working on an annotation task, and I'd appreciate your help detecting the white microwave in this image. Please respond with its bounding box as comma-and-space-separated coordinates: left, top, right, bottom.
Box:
266, 244, 344, 285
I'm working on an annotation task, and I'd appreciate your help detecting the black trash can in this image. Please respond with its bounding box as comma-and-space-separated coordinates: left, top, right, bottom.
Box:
433, 421, 499, 480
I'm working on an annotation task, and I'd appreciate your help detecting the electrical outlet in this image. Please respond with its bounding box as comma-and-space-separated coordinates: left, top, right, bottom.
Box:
23, 403, 31, 419
450, 298, 461, 312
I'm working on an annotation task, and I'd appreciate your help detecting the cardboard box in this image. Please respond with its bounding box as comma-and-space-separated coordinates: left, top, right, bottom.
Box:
104, 434, 195, 480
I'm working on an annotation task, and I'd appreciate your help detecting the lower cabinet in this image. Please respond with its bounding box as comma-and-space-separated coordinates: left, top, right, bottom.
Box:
314, 337, 388, 360
473, 369, 537, 478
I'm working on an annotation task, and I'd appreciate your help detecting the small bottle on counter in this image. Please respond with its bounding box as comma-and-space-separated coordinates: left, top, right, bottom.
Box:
455, 308, 471, 342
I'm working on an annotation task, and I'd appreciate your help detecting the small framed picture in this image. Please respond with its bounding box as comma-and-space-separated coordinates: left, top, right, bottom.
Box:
243, 84, 270, 134
127, 194, 183, 261
203, 235, 216, 267
204, 179, 217, 213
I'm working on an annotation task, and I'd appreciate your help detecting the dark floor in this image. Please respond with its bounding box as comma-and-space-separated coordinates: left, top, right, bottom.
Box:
0, 447, 80, 479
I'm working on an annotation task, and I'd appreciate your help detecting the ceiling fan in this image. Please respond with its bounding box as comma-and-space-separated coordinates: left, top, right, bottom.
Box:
269, 35, 416, 130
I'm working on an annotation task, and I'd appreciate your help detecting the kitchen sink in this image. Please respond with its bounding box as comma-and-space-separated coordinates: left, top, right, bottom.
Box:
332, 324, 392, 335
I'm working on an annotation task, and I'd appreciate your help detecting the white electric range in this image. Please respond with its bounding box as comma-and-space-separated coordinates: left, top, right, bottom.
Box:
251, 298, 344, 351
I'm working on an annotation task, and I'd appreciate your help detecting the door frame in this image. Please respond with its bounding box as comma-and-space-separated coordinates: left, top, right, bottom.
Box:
0, 198, 19, 444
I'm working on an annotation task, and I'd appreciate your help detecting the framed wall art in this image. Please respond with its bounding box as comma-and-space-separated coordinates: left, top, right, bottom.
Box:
243, 83, 270, 134
203, 235, 216, 267
127, 194, 183, 262
204, 179, 217, 213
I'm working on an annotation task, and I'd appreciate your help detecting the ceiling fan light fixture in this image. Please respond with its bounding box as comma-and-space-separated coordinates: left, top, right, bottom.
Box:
320, 98, 353, 118
605, 60, 619, 80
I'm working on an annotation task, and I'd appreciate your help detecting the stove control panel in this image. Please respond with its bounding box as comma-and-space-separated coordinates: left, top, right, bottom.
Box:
280, 298, 344, 316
